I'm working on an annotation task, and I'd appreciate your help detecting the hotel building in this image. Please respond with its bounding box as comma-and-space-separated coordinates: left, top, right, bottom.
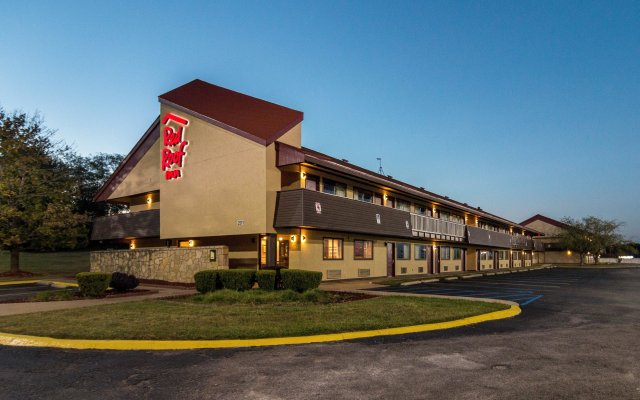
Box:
91, 79, 544, 282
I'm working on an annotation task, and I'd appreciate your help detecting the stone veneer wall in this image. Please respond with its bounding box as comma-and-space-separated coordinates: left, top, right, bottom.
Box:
90, 246, 229, 283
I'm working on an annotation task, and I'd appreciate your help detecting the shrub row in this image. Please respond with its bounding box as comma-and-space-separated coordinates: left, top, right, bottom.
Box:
194, 269, 322, 293
76, 272, 111, 297
76, 271, 140, 297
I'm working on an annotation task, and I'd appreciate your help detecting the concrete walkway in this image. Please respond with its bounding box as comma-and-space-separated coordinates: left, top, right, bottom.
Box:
0, 285, 196, 317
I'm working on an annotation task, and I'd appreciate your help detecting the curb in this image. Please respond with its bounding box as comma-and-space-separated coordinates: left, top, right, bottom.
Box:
0, 305, 521, 351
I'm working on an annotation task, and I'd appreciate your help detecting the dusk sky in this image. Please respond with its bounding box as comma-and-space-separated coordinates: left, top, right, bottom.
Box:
1, 1, 638, 239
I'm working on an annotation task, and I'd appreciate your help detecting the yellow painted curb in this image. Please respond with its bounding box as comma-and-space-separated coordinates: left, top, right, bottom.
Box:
0, 305, 521, 351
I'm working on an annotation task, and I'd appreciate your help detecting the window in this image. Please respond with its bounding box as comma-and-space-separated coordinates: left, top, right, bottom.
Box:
323, 238, 343, 260
415, 205, 427, 215
512, 251, 521, 260
498, 250, 509, 260
354, 188, 373, 203
397, 243, 410, 260
440, 246, 451, 260
322, 178, 346, 197
440, 212, 450, 221
414, 244, 428, 260
479, 250, 493, 260
396, 199, 411, 212
305, 174, 320, 191
385, 196, 395, 208
373, 193, 383, 205
453, 247, 462, 260
354, 239, 374, 260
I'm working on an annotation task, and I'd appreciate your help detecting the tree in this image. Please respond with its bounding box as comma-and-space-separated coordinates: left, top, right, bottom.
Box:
0, 108, 88, 273
66, 152, 126, 218
559, 216, 625, 264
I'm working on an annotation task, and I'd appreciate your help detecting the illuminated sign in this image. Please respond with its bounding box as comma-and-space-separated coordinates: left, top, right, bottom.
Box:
161, 113, 189, 180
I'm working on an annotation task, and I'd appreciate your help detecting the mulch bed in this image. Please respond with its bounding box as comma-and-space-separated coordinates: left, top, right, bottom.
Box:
324, 291, 378, 303
0, 289, 157, 304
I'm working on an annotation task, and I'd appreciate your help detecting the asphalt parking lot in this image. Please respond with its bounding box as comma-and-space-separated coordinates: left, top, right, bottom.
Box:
0, 282, 75, 302
373, 267, 587, 306
1, 267, 639, 399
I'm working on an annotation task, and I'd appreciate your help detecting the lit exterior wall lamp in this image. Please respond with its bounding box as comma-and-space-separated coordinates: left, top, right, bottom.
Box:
146, 195, 153, 207
130, 241, 136, 250
290, 235, 297, 243
301, 235, 306, 243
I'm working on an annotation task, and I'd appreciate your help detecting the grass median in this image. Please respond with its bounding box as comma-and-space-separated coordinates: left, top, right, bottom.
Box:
0, 290, 509, 340
0, 251, 89, 278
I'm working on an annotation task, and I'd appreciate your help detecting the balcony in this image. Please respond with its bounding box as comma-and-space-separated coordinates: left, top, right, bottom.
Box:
274, 189, 413, 238
410, 213, 465, 242
511, 234, 535, 250
91, 210, 160, 240
466, 226, 512, 248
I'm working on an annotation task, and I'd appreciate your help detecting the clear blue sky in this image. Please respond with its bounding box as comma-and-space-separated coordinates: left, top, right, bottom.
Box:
1, 0, 639, 239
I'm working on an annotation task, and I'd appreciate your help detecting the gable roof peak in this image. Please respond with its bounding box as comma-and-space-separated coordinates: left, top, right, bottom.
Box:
158, 79, 303, 146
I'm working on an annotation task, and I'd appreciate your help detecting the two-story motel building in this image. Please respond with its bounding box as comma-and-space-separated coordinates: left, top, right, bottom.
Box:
91, 79, 544, 282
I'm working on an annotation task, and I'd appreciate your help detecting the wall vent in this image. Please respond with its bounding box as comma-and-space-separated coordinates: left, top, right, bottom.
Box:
326, 269, 342, 280
418, 267, 424, 273
401, 267, 407, 274
443, 266, 449, 272
357, 268, 371, 278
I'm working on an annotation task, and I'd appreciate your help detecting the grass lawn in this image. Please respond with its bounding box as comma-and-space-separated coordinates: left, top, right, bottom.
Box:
0, 251, 89, 278
0, 290, 509, 340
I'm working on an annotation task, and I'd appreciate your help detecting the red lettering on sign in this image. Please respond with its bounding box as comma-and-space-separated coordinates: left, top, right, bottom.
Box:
161, 113, 190, 180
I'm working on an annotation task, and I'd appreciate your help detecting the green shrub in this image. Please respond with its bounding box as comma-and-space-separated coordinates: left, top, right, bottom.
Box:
76, 272, 111, 297
33, 291, 54, 302
255, 270, 277, 291
110, 272, 139, 292
194, 270, 220, 294
218, 269, 256, 291
280, 269, 323, 292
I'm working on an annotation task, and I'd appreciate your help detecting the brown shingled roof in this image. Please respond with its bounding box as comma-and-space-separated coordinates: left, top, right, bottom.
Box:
159, 79, 303, 146
277, 142, 543, 235
520, 214, 569, 229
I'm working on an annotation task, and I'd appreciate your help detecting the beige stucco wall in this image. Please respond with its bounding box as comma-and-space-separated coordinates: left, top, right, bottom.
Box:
156, 105, 302, 239
288, 230, 435, 280
524, 219, 564, 236
394, 242, 432, 276
439, 245, 464, 273
159, 104, 266, 238
541, 251, 583, 264
291, 230, 387, 280
109, 138, 160, 200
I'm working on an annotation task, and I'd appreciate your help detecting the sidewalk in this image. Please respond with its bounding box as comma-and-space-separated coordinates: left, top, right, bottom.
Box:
0, 285, 195, 317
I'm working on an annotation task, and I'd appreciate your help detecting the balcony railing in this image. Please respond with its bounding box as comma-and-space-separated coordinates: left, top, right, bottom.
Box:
410, 213, 465, 238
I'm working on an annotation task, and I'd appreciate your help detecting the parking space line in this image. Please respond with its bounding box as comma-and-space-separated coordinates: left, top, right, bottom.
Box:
519, 295, 544, 306
429, 284, 534, 293
449, 281, 563, 289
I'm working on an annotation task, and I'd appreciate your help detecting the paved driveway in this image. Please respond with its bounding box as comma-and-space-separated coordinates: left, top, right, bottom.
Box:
373, 268, 588, 306
0, 267, 639, 399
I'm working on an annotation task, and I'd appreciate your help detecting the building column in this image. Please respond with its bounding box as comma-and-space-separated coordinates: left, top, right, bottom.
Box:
265, 234, 277, 268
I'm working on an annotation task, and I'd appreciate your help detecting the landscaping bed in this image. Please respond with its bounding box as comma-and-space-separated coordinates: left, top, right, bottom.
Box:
0, 290, 509, 340
0, 287, 156, 304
